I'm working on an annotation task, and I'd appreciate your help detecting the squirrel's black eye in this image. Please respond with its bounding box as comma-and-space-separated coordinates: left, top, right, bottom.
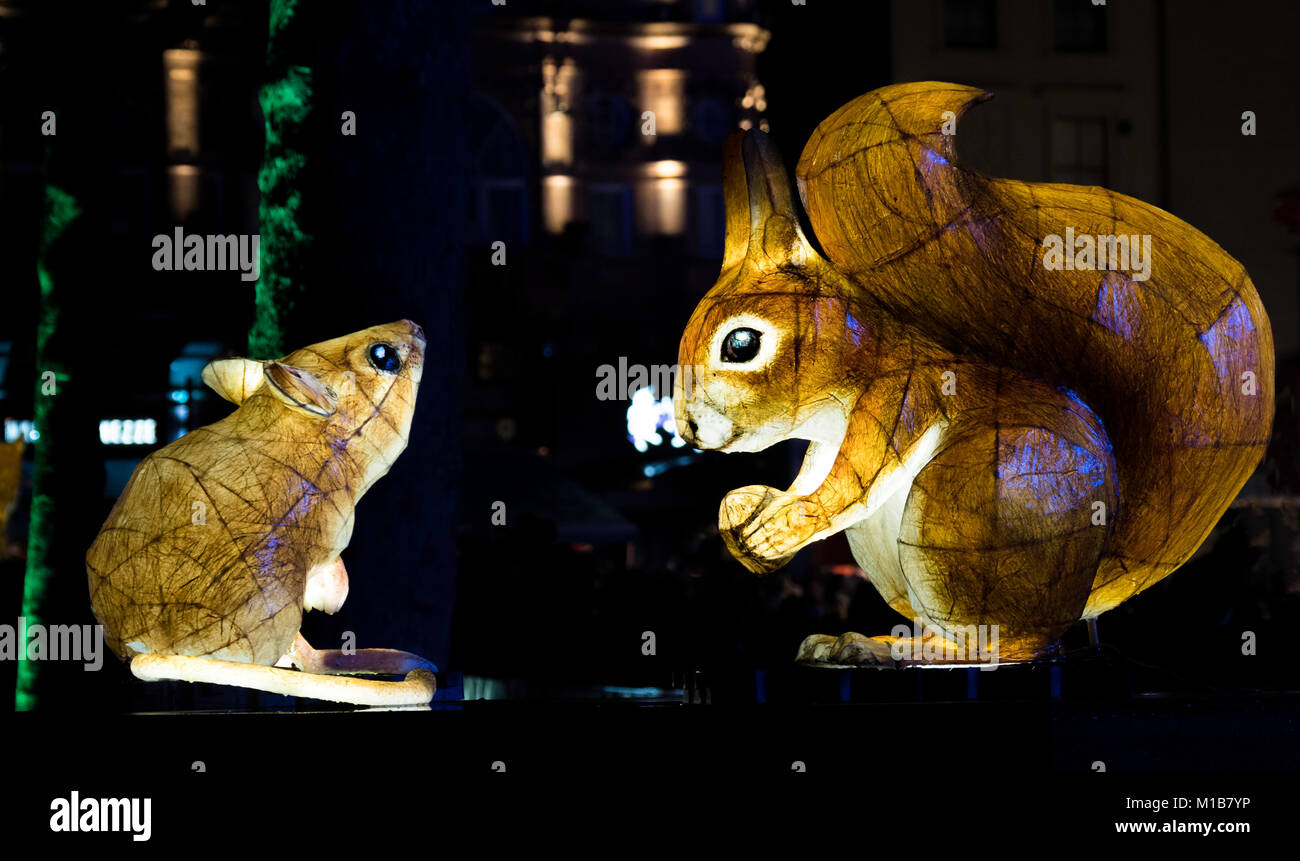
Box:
367, 342, 401, 373
721, 328, 761, 363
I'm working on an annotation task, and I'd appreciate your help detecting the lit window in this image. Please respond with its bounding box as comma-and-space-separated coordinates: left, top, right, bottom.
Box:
542, 175, 579, 235
163, 49, 201, 159
638, 69, 687, 137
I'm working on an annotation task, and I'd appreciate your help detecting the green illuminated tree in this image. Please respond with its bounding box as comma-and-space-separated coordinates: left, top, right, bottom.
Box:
15, 178, 80, 711
250, 0, 312, 358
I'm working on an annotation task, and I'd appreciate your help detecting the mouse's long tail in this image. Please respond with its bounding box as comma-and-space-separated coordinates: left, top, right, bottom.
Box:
130, 653, 436, 707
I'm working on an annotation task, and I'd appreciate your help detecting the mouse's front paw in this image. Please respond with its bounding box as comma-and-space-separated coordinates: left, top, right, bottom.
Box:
720, 486, 823, 573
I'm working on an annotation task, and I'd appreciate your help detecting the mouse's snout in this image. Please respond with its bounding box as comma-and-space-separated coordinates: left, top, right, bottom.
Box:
403, 320, 426, 344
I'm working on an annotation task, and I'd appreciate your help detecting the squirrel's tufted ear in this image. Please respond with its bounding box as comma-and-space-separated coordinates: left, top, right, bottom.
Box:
721, 131, 751, 273
721, 129, 823, 273
202, 358, 265, 406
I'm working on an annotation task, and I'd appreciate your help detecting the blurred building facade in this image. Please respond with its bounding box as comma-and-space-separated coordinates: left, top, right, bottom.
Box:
462, 0, 777, 502
893, 0, 1300, 357
471, 0, 769, 259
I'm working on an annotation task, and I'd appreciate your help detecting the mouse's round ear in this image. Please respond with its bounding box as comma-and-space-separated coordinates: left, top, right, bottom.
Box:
201, 358, 265, 406
263, 362, 337, 417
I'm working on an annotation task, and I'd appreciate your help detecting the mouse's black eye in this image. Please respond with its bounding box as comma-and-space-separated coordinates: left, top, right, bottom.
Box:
367, 342, 402, 373
721, 328, 761, 363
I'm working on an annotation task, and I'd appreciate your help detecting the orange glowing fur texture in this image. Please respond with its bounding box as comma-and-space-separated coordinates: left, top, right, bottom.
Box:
675, 82, 1273, 664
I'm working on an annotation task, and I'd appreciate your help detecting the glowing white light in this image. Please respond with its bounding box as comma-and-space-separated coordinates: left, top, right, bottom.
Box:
99, 419, 157, 446
626, 387, 683, 453
4, 420, 36, 443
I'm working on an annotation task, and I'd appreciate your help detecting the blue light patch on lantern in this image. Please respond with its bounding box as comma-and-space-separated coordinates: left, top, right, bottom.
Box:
999, 430, 1106, 513
1093, 273, 1138, 341
1199, 297, 1255, 387
846, 313, 864, 347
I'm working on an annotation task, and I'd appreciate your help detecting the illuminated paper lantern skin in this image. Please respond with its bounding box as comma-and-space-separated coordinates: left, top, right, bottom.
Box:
86, 321, 437, 704
675, 82, 1273, 663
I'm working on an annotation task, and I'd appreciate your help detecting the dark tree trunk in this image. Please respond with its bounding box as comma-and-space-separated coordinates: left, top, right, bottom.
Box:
290, 1, 469, 672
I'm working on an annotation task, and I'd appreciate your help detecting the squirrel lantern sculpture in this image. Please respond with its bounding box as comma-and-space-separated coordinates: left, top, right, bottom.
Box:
675, 82, 1273, 665
87, 321, 437, 705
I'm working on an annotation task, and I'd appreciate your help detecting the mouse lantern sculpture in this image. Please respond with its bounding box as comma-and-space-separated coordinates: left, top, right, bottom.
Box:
87, 320, 437, 705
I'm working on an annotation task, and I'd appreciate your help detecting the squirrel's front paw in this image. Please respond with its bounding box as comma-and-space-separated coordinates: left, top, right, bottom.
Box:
796, 632, 897, 666
720, 486, 824, 573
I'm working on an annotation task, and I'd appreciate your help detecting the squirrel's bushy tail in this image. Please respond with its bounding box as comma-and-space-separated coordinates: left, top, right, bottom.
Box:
796, 82, 1273, 615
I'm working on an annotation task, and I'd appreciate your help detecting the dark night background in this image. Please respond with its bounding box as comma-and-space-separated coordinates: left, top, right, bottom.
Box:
0, 0, 1297, 777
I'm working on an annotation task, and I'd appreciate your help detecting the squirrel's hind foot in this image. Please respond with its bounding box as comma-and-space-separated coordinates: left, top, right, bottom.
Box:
796, 630, 1014, 667
796, 632, 896, 666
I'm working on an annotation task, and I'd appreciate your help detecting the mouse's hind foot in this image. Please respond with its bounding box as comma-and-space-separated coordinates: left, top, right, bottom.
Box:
285, 632, 437, 675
